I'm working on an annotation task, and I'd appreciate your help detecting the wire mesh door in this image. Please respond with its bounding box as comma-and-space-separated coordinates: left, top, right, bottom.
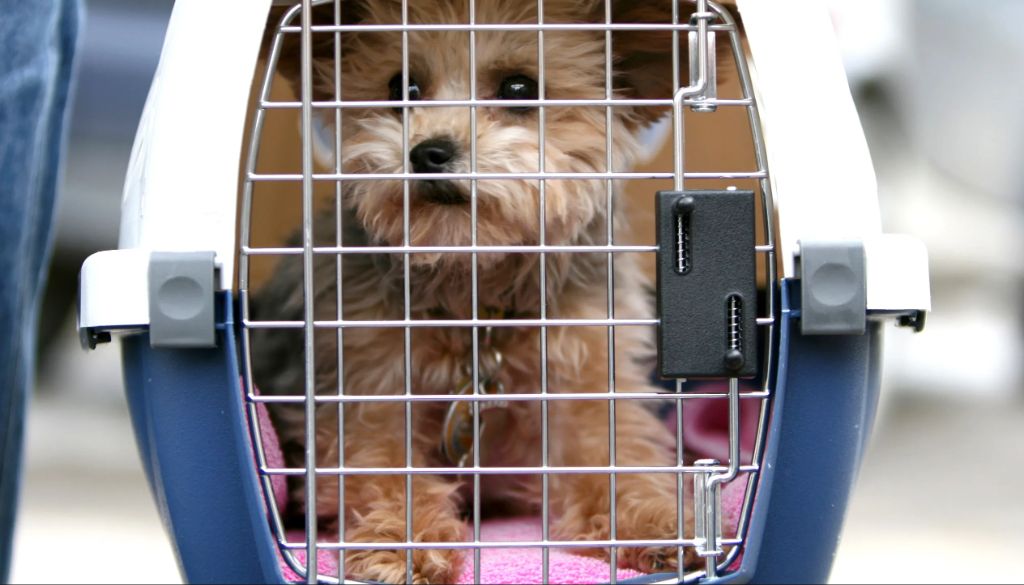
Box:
239, 0, 776, 582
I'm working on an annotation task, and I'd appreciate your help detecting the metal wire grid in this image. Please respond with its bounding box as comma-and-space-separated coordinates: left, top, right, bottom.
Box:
237, 0, 778, 583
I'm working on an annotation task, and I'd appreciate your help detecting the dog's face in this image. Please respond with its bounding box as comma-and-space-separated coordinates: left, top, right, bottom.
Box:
272, 0, 693, 269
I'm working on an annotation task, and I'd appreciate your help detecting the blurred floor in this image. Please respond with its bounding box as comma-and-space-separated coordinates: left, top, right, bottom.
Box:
11, 316, 180, 584
832, 374, 1024, 583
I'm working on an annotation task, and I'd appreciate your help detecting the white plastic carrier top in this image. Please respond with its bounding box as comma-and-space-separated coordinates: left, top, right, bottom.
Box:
78, 0, 930, 332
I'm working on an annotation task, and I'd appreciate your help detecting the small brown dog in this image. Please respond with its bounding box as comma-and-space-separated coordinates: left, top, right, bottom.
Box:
252, 1, 730, 582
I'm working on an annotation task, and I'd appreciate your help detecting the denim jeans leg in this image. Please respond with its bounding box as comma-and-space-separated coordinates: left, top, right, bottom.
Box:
0, 0, 81, 581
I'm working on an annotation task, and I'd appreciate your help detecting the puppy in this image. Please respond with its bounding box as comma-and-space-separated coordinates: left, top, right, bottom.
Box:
252, 1, 734, 582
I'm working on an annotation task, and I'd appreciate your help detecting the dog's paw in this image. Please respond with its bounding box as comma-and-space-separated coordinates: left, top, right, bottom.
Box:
619, 544, 694, 574
345, 548, 457, 585
344, 512, 465, 584
612, 490, 699, 573
554, 524, 697, 574
552, 481, 699, 574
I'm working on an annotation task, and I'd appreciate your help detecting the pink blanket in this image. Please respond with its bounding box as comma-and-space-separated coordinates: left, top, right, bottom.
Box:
280, 519, 645, 584
255, 385, 754, 583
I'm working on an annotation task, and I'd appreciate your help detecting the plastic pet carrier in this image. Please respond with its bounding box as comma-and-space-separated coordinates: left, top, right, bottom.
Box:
77, 0, 930, 583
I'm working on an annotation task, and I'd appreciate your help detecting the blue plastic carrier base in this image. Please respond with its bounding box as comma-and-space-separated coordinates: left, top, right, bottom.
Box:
121, 292, 284, 583
120, 281, 881, 584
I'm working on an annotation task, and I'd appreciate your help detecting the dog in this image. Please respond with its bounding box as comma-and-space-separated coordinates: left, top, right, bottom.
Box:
251, 1, 735, 582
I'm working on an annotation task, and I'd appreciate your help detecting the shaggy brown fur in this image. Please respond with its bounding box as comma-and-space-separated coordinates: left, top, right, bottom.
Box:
252, 1, 735, 582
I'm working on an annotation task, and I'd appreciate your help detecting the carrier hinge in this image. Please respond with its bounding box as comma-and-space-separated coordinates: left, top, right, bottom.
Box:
688, 9, 718, 112
694, 459, 725, 574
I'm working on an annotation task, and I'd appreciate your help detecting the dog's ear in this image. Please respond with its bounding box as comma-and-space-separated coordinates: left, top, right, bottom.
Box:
263, 2, 363, 98
609, 1, 741, 127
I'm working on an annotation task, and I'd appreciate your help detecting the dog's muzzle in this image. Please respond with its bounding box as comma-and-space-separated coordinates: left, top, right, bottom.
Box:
415, 179, 469, 205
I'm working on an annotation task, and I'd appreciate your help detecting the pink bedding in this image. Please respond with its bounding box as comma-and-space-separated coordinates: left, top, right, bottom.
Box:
255, 383, 755, 583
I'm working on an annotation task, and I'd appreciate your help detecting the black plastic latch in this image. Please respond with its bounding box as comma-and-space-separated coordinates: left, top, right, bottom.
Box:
656, 190, 758, 379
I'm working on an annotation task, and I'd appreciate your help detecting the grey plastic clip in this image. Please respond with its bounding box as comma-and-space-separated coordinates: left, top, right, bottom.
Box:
799, 241, 867, 336
148, 251, 217, 348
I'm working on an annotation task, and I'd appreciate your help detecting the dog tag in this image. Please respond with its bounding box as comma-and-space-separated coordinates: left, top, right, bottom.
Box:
440, 377, 507, 467
442, 399, 478, 468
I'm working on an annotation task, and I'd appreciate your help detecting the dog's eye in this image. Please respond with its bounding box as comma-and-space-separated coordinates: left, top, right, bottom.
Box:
497, 75, 539, 113
388, 73, 421, 113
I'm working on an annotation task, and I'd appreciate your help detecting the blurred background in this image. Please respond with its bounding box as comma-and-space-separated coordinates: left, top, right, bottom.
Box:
9, 0, 1024, 582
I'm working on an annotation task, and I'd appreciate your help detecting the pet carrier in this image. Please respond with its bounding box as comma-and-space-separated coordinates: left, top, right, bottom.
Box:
77, 0, 930, 583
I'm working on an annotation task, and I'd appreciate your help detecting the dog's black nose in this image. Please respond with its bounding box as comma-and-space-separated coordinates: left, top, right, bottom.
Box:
410, 138, 457, 174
